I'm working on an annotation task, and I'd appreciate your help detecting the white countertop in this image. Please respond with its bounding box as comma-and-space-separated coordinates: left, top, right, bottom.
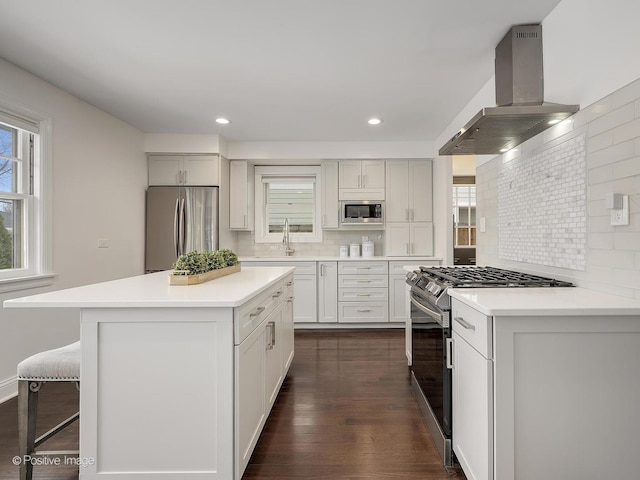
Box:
239, 255, 442, 262
3, 266, 295, 309
449, 286, 640, 316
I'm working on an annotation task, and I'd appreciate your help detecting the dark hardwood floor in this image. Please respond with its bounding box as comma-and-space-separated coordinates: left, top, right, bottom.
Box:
0, 330, 464, 480
243, 330, 464, 479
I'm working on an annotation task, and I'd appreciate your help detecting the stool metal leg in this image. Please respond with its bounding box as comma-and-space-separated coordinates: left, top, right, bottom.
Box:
18, 380, 41, 480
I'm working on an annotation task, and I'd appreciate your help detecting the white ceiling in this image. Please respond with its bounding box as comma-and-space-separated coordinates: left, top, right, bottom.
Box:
0, 0, 562, 142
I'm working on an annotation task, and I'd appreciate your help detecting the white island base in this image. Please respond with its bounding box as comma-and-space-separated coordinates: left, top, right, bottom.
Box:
5, 267, 296, 480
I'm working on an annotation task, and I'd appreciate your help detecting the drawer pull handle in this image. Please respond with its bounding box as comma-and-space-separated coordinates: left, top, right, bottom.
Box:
250, 306, 266, 318
454, 316, 476, 331
357, 293, 371, 296
272, 291, 283, 298
356, 280, 371, 283
356, 266, 371, 270
357, 308, 371, 312
286, 281, 293, 286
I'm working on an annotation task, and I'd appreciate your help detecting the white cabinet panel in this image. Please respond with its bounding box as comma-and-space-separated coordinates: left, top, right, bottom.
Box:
385, 222, 433, 256
318, 262, 338, 323
452, 331, 493, 480
293, 274, 318, 323
235, 319, 267, 475
385, 159, 432, 222
229, 160, 254, 230
321, 161, 339, 229
264, 306, 283, 411
389, 275, 409, 323
338, 160, 385, 200
338, 302, 388, 323
148, 155, 219, 186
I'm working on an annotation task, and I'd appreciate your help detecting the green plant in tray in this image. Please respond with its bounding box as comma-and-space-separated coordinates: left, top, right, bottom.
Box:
172, 249, 239, 275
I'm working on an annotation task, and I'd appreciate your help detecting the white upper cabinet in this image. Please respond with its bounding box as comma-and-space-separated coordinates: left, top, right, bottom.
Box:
385, 222, 433, 256
148, 155, 220, 186
321, 161, 339, 229
385, 159, 433, 222
229, 160, 254, 230
338, 160, 385, 200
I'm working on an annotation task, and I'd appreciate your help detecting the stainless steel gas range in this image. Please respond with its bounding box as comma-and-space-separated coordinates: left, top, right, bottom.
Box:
405, 266, 573, 466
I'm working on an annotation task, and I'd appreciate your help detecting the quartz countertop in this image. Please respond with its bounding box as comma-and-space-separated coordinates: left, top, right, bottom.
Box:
449, 287, 640, 316
3, 266, 295, 309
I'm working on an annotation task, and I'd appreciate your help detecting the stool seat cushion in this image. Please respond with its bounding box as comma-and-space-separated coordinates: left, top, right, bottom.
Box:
17, 341, 80, 381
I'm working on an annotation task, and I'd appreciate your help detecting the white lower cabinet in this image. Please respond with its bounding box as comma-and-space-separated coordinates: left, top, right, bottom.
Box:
452, 329, 493, 480
235, 274, 294, 479
318, 261, 338, 323
337, 261, 388, 323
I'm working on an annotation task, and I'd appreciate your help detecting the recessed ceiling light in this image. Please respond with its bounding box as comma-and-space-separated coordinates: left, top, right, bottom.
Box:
367, 118, 383, 125
215, 117, 231, 125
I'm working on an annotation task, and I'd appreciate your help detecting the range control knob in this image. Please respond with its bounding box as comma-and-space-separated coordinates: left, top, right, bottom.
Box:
415, 277, 428, 289
428, 283, 442, 295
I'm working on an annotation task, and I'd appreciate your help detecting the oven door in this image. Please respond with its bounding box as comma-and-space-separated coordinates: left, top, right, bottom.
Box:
410, 292, 452, 439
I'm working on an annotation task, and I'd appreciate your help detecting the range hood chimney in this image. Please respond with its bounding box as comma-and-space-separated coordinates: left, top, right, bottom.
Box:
439, 24, 579, 156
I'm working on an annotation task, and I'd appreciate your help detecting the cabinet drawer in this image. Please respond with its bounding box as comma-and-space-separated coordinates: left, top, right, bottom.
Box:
338, 261, 388, 275
451, 299, 492, 359
338, 302, 389, 323
338, 274, 388, 288
242, 261, 316, 275
338, 287, 388, 302
235, 279, 285, 345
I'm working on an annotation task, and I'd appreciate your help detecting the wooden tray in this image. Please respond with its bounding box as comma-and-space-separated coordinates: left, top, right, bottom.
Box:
169, 263, 241, 285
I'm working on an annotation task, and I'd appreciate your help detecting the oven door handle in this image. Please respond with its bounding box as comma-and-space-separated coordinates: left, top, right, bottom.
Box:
410, 295, 445, 327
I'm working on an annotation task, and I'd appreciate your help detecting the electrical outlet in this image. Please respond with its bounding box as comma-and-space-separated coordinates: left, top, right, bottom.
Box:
610, 195, 629, 226
98, 238, 109, 248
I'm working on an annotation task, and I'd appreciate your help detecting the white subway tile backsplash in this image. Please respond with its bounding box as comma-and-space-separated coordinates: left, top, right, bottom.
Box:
612, 117, 640, 144
497, 134, 587, 270
588, 103, 635, 137
588, 140, 635, 168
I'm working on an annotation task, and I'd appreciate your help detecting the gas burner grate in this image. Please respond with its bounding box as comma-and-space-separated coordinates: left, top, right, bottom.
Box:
418, 266, 573, 288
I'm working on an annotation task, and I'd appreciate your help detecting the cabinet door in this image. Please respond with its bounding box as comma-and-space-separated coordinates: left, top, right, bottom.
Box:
235, 320, 267, 476
389, 275, 409, 323
410, 222, 434, 256
318, 262, 338, 323
183, 155, 219, 186
293, 274, 318, 323
452, 331, 493, 480
321, 161, 339, 229
229, 160, 250, 230
265, 307, 283, 412
361, 160, 385, 189
282, 290, 295, 371
385, 160, 409, 222
409, 160, 433, 222
148, 155, 182, 185
338, 160, 362, 189
385, 223, 410, 256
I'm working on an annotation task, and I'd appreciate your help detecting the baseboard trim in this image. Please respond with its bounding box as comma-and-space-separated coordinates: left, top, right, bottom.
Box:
0, 375, 18, 404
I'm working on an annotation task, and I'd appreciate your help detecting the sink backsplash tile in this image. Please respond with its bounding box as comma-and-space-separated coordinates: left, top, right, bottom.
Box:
236, 230, 385, 257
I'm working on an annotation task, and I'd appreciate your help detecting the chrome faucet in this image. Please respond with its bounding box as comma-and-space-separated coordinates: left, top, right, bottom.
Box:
283, 218, 295, 256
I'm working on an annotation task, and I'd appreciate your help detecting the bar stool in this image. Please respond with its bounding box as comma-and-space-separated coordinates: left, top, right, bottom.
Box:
17, 341, 80, 480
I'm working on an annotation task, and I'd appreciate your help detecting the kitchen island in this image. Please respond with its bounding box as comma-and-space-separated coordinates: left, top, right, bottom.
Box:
5, 266, 295, 480
448, 287, 640, 480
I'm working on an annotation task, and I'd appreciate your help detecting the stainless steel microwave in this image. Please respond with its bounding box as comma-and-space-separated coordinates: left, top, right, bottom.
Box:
340, 201, 384, 224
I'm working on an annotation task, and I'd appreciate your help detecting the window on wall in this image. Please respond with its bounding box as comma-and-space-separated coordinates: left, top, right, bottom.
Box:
255, 166, 322, 243
0, 105, 52, 291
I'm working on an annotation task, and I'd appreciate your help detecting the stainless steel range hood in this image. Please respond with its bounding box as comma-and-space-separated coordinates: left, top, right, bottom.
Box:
439, 24, 579, 156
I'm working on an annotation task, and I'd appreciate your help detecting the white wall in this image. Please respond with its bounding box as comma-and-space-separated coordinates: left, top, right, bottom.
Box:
472, 0, 640, 299
0, 58, 146, 401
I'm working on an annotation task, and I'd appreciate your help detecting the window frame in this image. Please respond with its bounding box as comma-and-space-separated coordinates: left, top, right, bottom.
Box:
254, 166, 323, 244
0, 98, 54, 292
